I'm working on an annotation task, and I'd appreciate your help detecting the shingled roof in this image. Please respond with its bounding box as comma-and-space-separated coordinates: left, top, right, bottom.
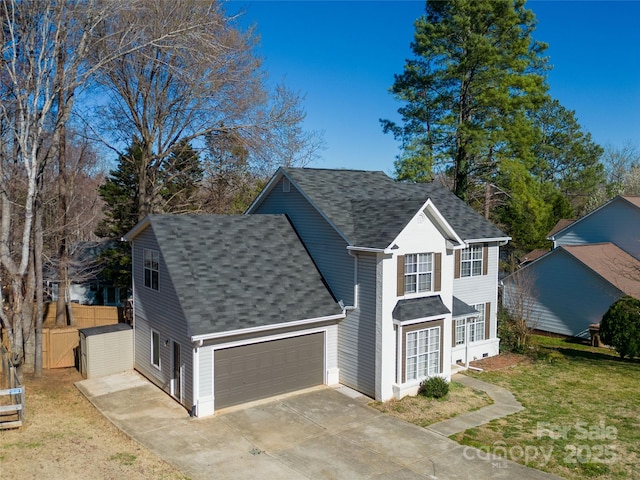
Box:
280, 168, 509, 249
561, 243, 640, 298
133, 215, 343, 337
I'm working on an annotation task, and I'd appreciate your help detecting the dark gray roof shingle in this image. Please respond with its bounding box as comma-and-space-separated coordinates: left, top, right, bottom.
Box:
145, 215, 343, 337
452, 297, 480, 318
392, 296, 451, 321
282, 167, 508, 248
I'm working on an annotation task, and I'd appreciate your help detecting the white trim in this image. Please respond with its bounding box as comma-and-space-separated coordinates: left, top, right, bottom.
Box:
208, 325, 331, 350
346, 245, 386, 253
123, 216, 152, 241
191, 313, 344, 342
393, 314, 450, 328
387, 198, 466, 251
151, 329, 161, 370
464, 237, 511, 244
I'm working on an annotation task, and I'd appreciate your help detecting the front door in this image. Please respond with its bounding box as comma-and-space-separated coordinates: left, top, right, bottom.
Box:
172, 341, 181, 401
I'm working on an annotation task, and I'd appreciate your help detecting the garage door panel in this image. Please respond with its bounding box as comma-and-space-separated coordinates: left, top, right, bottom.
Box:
214, 333, 324, 409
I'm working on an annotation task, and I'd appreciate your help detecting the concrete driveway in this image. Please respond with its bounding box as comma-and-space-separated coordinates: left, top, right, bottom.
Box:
76, 372, 558, 480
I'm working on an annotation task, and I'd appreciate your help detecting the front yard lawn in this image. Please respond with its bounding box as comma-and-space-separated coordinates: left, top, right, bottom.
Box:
453, 336, 640, 479
370, 380, 493, 427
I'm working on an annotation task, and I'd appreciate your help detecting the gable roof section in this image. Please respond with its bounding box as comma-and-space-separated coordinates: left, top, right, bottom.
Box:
547, 219, 574, 238
255, 167, 508, 249
561, 243, 640, 298
128, 214, 343, 337
548, 196, 640, 240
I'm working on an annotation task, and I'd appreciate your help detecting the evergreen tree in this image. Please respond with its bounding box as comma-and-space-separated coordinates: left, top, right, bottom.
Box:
95, 141, 144, 292
159, 139, 204, 213
382, 0, 549, 199
96, 138, 202, 291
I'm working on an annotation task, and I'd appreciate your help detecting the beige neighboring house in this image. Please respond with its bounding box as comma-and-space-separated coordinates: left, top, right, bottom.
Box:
504, 196, 640, 337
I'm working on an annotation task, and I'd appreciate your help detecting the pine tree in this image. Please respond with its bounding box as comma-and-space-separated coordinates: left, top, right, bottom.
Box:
382, 0, 549, 200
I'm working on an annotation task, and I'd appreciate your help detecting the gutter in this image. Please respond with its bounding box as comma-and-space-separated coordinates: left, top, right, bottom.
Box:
190, 313, 345, 343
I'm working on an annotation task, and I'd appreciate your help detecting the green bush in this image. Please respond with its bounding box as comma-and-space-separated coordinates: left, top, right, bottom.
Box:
600, 295, 640, 359
418, 376, 449, 399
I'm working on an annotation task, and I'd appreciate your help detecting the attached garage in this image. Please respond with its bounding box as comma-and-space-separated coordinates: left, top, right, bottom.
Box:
214, 332, 324, 409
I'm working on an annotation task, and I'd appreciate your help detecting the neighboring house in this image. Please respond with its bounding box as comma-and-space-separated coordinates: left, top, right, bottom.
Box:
44, 240, 124, 307
504, 195, 640, 337
247, 167, 509, 402
125, 167, 510, 416
548, 196, 640, 258
123, 214, 344, 417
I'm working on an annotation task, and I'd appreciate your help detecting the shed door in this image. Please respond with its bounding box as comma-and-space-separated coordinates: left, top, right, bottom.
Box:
214, 333, 324, 409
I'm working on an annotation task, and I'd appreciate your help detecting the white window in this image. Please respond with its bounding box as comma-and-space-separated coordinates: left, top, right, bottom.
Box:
406, 326, 440, 381
404, 253, 433, 294
455, 318, 466, 345
144, 249, 159, 290
151, 330, 161, 369
468, 304, 486, 342
460, 245, 483, 277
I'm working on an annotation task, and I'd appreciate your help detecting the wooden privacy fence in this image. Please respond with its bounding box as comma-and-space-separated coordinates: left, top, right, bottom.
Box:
42, 303, 121, 328
0, 305, 121, 371
1, 345, 25, 429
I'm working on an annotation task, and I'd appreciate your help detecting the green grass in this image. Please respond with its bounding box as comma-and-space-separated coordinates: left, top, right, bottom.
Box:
109, 452, 137, 466
453, 336, 640, 479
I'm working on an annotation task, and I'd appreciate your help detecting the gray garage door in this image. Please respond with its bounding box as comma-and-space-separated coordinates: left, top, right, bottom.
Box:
214, 332, 324, 409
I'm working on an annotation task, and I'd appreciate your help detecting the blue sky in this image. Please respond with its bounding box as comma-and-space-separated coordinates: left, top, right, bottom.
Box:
229, 1, 640, 175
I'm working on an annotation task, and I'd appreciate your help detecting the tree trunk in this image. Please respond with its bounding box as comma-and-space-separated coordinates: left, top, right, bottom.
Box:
484, 181, 491, 220
34, 181, 45, 377
55, 47, 70, 327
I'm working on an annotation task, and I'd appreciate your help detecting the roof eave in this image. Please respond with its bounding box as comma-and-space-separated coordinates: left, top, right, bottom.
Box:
464, 236, 512, 245
122, 216, 152, 242
190, 312, 346, 343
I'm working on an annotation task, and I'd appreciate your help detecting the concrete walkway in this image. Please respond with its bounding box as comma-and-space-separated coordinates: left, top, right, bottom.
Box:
76, 372, 558, 480
427, 373, 524, 437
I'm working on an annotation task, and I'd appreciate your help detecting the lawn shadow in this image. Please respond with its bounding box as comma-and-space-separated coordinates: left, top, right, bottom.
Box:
553, 345, 640, 365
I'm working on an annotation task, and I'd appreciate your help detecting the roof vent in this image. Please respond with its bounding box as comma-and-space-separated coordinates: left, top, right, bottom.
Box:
283, 177, 290, 193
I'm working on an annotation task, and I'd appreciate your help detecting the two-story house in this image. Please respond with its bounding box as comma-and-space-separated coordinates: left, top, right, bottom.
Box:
248, 168, 510, 401
124, 167, 509, 416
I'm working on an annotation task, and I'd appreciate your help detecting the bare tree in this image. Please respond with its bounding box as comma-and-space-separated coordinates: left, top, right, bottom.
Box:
89, 0, 324, 220
501, 268, 539, 352
0, 0, 217, 374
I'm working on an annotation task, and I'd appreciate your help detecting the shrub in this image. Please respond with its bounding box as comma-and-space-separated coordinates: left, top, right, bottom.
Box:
418, 376, 449, 399
600, 295, 640, 359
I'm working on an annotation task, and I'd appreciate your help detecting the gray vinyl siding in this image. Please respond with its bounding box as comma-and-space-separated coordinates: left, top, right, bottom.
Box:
338, 253, 377, 397
453, 243, 500, 339
132, 227, 193, 409
554, 199, 640, 258
503, 249, 623, 336
250, 177, 355, 306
